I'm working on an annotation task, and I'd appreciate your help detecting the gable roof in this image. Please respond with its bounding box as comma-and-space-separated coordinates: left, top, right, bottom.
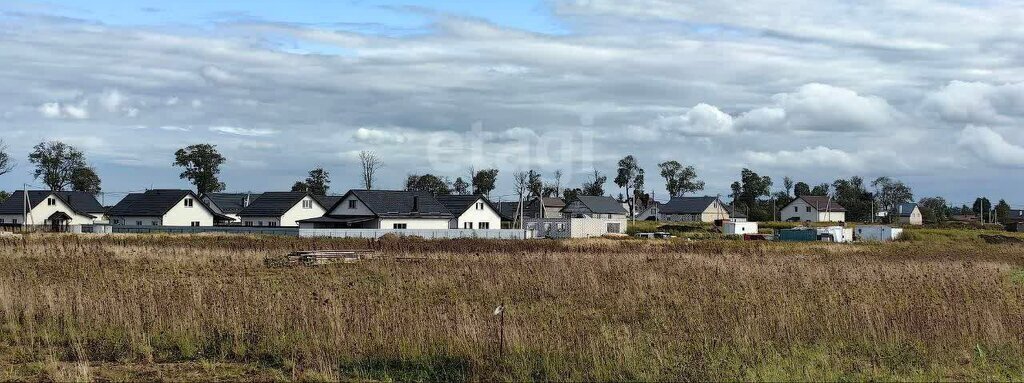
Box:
205, 193, 261, 214
313, 195, 342, 210
568, 195, 629, 215
724, 205, 747, 219
495, 201, 519, 221
435, 195, 498, 216
0, 190, 104, 217
896, 203, 919, 217
1007, 209, 1024, 222
239, 192, 321, 217
108, 189, 206, 217
330, 190, 452, 218
793, 195, 847, 212
660, 196, 721, 214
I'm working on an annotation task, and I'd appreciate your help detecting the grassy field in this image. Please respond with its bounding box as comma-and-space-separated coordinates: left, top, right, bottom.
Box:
0, 232, 1023, 381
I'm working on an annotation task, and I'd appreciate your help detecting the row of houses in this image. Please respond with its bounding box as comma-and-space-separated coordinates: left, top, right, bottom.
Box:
0, 188, 632, 237
632, 195, 935, 225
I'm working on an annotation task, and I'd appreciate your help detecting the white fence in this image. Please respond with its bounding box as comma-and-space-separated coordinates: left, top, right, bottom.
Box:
300, 228, 531, 239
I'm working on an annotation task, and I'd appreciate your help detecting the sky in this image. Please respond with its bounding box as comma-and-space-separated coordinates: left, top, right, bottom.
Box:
0, 0, 1022, 206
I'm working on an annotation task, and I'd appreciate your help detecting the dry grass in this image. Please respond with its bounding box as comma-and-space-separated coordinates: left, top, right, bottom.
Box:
0, 233, 1023, 381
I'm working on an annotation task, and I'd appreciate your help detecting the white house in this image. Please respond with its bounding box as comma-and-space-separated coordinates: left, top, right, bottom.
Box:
435, 195, 503, 230
658, 196, 730, 222
202, 193, 260, 223
297, 190, 452, 229
0, 190, 107, 227
896, 203, 923, 225
238, 192, 328, 227
107, 189, 225, 227
780, 195, 847, 222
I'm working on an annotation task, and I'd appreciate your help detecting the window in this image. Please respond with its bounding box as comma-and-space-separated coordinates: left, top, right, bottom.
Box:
245, 221, 253, 227
112, 219, 119, 225
476, 202, 484, 210
478, 222, 490, 229
151, 221, 159, 226
794, 206, 798, 212
557, 223, 566, 231
607, 223, 621, 233
258, 221, 264, 227
463, 222, 473, 229
184, 198, 194, 208
12, 219, 17, 224
393, 223, 408, 229
47, 198, 56, 206
302, 200, 313, 209
348, 200, 357, 209
136, 221, 143, 226
190, 221, 200, 227
806, 206, 812, 213
268, 221, 278, 227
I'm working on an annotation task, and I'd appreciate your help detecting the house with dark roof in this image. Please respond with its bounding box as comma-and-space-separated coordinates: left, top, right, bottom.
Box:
297, 190, 453, 229
561, 195, 629, 219
238, 192, 328, 227
107, 189, 226, 227
780, 195, 846, 222
522, 197, 565, 219
201, 193, 260, 223
435, 195, 502, 229
896, 203, 923, 225
0, 190, 107, 226
658, 196, 730, 222
1006, 209, 1024, 224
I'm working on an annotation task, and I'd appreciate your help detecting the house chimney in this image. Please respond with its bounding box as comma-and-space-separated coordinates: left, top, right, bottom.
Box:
412, 195, 419, 213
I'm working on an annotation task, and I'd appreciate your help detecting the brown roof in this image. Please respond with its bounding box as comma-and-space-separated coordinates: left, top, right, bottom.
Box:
796, 195, 846, 212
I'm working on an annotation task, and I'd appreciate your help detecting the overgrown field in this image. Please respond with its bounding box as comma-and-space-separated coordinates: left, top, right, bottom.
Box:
0, 233, 1023, 381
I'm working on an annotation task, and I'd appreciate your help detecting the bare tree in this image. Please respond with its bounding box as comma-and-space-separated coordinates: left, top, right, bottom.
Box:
512, 171, 530, 229
0, 140, 14, 177
359, 151, 383, 190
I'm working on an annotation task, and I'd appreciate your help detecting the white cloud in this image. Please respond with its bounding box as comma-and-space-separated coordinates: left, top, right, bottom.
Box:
743, 146, 863, 170
165, 96, 179, 106
210, 126, 277, 137
737, 84, 895, 132
922, 81, 1024, 124
159, 126, 190, 132
957, 125, 1024, 167
650, 103, 735, 136
199, 65, 239, 84
99, 89, 124, 112
38, 101, 89, 119
38, 102, 61, 118
191, 99, 203, 108
353, 127, 408, 144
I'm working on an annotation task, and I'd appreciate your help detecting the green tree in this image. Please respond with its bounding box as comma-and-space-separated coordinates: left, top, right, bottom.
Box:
28, 141, 87, 191
615, 155, 644, 217
782, 177, 794, 198
70, 166, 102, 194
737, 169, 772, 221
290, 181, 309, 193
658, 160, 704, 197
581, 170, 606, 196
831, 176, 872, 221
810, 183, 830, 196
295, 168, 330, 196
452, 177, 470, 195
405, 174, 451, 195
996, 199, 1011, 223
0, 191, 8, 204
562, 188, 581, 202
526, 170, 543, 199
471, 169, 499, 197
793, 182, 811, 197
173, 144, 227, 196
972, 197, 992, 221
872, 177, 914, 219
918, 197, 949, 223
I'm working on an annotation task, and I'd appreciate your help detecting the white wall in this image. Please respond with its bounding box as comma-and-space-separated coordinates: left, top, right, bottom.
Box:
816, 211, 846, 222
378, 218, 450, 230
110, 216, 164, 226
242, 217, 281, 227
162, 195, 215, 226
781, 199, 817, 222
278, 196, 327, 227
453, 198, 502, 229
723, 221, 759, 235
0, 194, 97, 225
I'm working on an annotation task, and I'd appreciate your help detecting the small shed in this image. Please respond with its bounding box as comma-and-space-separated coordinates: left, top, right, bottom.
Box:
723, 221, 758, 236
856, 225, 904, 241
817, 226, 853, 243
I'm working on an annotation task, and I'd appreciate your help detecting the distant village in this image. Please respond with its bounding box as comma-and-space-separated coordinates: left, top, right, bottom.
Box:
1, 140, 1021, 239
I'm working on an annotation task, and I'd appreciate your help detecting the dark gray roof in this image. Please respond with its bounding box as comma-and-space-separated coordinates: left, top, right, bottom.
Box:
496, 201, 519, 221
435, 195, 497, 216
313, 195, 342, 210
108, 189, 201, 217
240, 192, 321, 217
0, 190, 104, 217
570, 195, 628, 214
796, 195, 846, 212
333, 190, 452, 218
896, 203, 918, 217
660, 196, 720, 214
724, 205, 747, 219
1007, 209, 1023, 222
205, 193, 260, 214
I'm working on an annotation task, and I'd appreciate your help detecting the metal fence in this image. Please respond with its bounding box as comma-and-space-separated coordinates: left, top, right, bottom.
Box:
106, 225, 300, 236
299, 228, 531, 239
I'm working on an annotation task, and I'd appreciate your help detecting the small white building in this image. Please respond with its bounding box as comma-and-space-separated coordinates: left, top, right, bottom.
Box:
297, 190, 452, 229
855, 225, 904, 241
238, 192, 328, 227
722, 221, 759, 236
817, 226, 854, 243
524, 217, 628, 238
107, 189, 225, 227
435, 195, 503, 230
0, 190, 107, 227
781, 195, 847, 222
896, 203, 923, 225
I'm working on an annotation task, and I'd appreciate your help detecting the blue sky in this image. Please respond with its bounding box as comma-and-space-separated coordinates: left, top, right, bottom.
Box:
1, 0, 1023, 205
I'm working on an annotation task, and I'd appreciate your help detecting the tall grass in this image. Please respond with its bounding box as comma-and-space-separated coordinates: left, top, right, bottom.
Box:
0, 234, 1023, 380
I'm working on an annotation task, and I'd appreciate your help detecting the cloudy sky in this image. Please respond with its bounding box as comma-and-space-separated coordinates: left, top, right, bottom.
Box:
1, 0, 1022, 205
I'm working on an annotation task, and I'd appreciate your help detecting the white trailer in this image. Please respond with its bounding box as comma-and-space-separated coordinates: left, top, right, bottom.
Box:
723, 221, 759, 235
855, 225, 904, 241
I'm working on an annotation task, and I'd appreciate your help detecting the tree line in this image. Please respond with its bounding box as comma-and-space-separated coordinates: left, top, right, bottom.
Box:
0, 141, 1016, 223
